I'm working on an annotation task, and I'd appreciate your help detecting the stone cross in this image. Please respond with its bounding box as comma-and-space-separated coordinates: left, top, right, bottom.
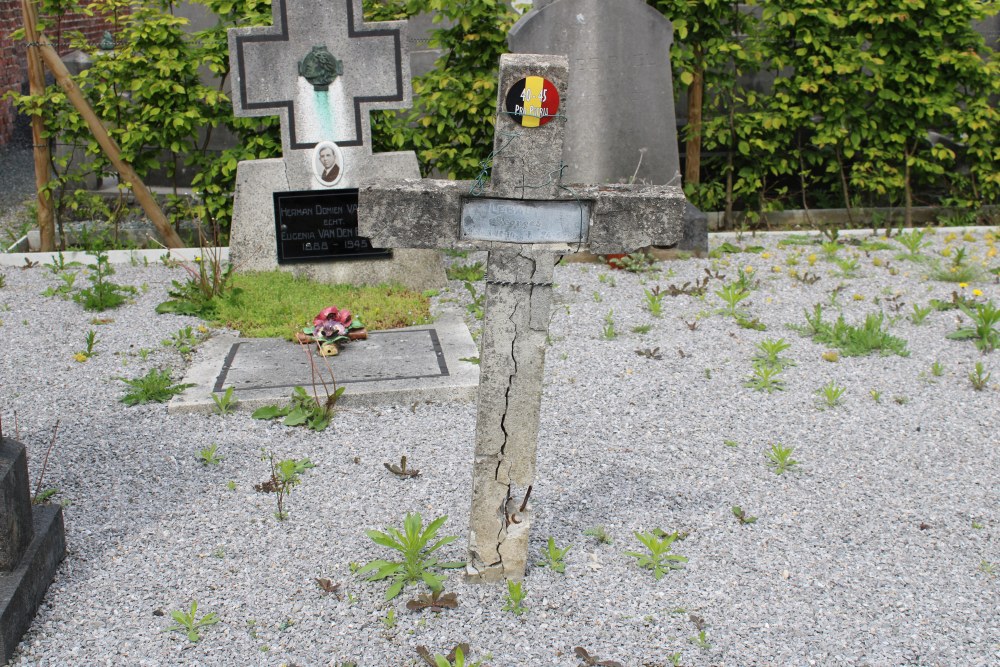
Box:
226, 0, 445, 290
358, 53, 686, 582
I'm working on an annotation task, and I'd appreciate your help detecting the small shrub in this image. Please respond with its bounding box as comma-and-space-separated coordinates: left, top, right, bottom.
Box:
120, 369, 194, 405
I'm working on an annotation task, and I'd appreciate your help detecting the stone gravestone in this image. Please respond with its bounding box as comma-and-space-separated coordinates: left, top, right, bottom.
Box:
359, 53, 686, 582
0, 435, 66, 663
509, 0, 707, 252
227, 0, 445, 290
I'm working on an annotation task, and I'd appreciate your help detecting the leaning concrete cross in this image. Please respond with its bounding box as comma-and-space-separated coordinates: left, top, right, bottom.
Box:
226, 0, 444, 290
359, 53, 686, 582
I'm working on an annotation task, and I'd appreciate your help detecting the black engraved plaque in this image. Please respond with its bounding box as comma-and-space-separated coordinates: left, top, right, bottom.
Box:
273, 189, 391, 263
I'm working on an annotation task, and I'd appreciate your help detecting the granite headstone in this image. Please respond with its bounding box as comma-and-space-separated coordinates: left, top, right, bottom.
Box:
509, 0, 707, 251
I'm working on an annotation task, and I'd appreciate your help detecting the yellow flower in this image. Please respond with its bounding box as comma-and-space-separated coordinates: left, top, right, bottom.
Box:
959, 282, 969, 288
772, 266, 782, 273
963, 232, 976, 243
852, 293, 865, 301
944, 232, 958, 243
822, 351, 839, 362
761, 252, 771, 259
872, 257, 884, 267
941, 246, 953, 257
807, 254, 818, 266
745, 265, 755, 273
973, 289, 984, 297
194, 256, 202, 263
988, 247, 997, 258
197, 325, 209, 334
73, 352, 89, 363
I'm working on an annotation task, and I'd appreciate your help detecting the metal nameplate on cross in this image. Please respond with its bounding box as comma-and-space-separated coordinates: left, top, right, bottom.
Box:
359, 53, 686, 582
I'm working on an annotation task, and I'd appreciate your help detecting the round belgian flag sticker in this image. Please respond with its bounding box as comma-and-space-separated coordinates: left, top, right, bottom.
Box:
504, 76, 560, 128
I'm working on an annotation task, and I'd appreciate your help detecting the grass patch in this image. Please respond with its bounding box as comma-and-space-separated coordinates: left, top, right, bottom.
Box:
208, 271, 432, 339
794, 304, 909, 357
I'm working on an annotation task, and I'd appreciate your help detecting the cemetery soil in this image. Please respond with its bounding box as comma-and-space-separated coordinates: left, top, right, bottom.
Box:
1, 229, 998, 666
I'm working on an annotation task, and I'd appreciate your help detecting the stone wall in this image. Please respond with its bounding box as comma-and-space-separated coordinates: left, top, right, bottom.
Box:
0, 0, 118, 145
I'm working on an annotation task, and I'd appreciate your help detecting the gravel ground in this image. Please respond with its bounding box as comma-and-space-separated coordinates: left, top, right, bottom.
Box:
1, 230, 998, 666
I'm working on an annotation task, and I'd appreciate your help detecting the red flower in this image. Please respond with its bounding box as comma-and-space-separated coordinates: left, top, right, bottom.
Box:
312, 306, 353, 340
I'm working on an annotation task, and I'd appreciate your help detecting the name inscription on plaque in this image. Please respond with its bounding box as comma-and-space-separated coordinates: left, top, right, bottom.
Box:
273, 189, 391, 263
460, 198, 590, 244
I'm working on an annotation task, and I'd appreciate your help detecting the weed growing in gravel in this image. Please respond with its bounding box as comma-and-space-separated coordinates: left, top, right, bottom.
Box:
732, 505, 758, 525
909, 304, 932, 325
211, 386, 237, 416
536, 537, 571, 573
969, 362, 991, 390
120, 369, 194, 405
358, 513, 463, 600
415, 644, 487, 667
870, 389, 882, 403
156, 246, 236, 317
690, 630, 712, 650
463, 281, 485, 320
254, 450, 315, 520
74, 248, 136, 311
252, 385, 344, 432
74, 329, 98, 362
163, 326, 200, 357
895, 229, 931, 260
197, 443, 223, 465
833, 256, 860, 277
744, 361, 785, 393
624, 530, 687, 579
631, 324, 653, 334
502, 580, 527, 616
947, 300, 1000, 352
583, 525, 613, 545
816, 381, 846, 409
608, 251, 656, 273
753, 338, 794, 369
601, 311, 617, 340
980, 560, 997, 576
574, 646, 623, 666
446, 261, 485, 282
644, 286, 665, 317
0, 274, 6, 289
406, 587, 459, 612
796, 304, 909, 357
164, 600, 219, 642
42, 272, 77, 299
715, 283, 750, 317
766, 443, 799, 475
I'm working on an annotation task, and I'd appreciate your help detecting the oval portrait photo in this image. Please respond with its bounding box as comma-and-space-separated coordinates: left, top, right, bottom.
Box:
312, 140, 345, 188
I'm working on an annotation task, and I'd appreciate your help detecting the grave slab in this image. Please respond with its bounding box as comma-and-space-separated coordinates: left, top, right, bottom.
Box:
169, 313, 480, 414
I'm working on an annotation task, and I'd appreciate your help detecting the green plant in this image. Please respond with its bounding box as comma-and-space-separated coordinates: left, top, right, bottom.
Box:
690, 630, 712, 650
163, 326, 200, 356
732, 505, 757, 525
406, 587, 459, 612
592, 291, 603, 303
446, 261, 485, 282
753, 338, 794, 369
909, 304, 932, 325
895, 229, 931, 260
631, 324, 653, 334
464, 280, 485, 320
766, 443, 799, 475
357, 513, 463, 600
42, 271, 77, 299
608, 251, 656, 273
382, 608, 396, 630
817, 381, 846, 409
930, 361, 945, 377
969, 362, 991, 391
979, 560, 997, 577
797, 304, 909, 357
833, 256, 860, 277
197, 443, 223, 466
0, 275, 5, 289
597, 273, 616, 287
156, 246, 237, 317
252, 385, 344, 432
715, 283, 750, 317
254, 450, 315, 521
77, 329, 98, 360
644, 286, 666, 317
744, 361, 785, 393
164, 600, 219, 642
947, 300, 1000, 352
574, 646, 623, 667
211, 386, 237, 416
74, 249, 136, 311
601, 310, 617, 340
502, 580, 527, 616
120, 369, 194, 405
624, 530, 688, 580
583, 525, 613, 545
536, 537, 571, 573
415, 644, 488, 667
870, 389, 882, 403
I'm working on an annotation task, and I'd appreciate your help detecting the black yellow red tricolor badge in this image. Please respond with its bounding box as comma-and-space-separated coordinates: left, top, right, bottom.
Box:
504, 76, 560, 127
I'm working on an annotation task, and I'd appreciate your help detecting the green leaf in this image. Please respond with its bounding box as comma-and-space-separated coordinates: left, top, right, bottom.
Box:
251, 405, 286, 420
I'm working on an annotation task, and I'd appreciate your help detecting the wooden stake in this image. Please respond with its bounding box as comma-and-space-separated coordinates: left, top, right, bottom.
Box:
19, 0, 54, 251
684, 56, 704, 188
20, 0, 184, 248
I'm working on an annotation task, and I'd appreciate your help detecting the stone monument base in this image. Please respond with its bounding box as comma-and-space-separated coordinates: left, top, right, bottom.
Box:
0, 436, 66, 665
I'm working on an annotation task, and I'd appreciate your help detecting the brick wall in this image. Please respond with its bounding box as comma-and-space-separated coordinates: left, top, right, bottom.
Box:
0, 0, 118, 146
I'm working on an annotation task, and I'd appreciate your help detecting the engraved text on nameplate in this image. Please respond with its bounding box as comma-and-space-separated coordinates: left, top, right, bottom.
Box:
460, 198, 590, 244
